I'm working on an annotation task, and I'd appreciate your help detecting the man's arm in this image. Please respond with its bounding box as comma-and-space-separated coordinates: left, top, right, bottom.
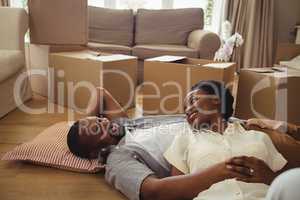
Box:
246, 123, 300, 169
141, 163, 251, 200
246, 118, 300, 141
226, 122, 300, 185
86, 87, 128, 120
105, 146, 254, 200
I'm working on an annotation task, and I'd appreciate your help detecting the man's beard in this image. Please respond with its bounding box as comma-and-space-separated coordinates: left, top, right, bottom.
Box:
108, 124, 126, 140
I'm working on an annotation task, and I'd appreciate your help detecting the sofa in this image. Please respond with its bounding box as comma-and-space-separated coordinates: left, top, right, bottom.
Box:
87, 7, 221, 83
0, 7, 32, 118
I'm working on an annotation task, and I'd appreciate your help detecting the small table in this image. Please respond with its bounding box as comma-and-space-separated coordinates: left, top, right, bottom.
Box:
49, 50, 138, 112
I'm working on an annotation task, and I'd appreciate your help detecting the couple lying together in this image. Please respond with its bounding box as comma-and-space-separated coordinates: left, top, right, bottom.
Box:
67, 80, 300, 200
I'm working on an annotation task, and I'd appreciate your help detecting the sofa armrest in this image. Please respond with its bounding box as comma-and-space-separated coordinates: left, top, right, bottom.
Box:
0, 7, 28, 50
188, 29, 221, 59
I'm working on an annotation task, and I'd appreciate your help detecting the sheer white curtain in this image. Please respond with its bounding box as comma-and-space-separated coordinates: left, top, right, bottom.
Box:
209, 0, 227, 34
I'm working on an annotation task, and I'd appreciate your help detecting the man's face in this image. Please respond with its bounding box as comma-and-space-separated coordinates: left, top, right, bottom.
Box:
77, 117, 121, 158
184, 90, 220, 129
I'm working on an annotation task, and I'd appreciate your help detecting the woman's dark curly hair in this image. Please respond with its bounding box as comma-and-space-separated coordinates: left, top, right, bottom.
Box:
190, 80, 234, 121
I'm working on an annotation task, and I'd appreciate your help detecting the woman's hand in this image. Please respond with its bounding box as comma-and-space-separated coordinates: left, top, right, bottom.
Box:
226, 156, 276, 185
207, 160, 253, 181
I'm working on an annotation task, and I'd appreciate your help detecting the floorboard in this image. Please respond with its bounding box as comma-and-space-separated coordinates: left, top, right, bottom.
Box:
0, 77, 238, 199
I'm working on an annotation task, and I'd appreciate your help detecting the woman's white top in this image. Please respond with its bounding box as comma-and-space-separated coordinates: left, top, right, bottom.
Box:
164, 122, 287, 200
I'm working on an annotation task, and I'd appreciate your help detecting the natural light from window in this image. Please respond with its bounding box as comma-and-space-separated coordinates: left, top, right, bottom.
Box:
89, 0, 209, 10
89, 0, 105, 7
173, 0, 207, 9
117, 0, 162, 10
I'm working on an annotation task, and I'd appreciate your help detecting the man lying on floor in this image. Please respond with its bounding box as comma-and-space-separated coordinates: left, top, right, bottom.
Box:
67, 80, 300, 200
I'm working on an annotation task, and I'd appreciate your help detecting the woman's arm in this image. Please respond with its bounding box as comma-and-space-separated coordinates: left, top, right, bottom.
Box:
170, 166, 184, 176
141, 162, 251, 200
86, 87, 128, 120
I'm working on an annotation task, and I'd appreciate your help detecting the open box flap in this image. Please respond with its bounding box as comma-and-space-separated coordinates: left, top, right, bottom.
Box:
245, 67, 300, 78
202, 63, 236, 69
87, 54, 136, 62
146, 55, 187, 63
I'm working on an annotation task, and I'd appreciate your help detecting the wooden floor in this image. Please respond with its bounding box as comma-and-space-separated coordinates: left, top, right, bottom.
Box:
0, 77, 238, 200
0, 94, 143, 200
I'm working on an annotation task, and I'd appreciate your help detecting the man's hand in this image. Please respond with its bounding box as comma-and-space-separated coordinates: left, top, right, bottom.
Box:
246, 118, 286, 132
226, 156, 276, 185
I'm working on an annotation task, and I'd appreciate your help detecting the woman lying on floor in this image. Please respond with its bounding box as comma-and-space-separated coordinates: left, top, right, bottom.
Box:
67, 80, 300, 200
164, 81, 287, 200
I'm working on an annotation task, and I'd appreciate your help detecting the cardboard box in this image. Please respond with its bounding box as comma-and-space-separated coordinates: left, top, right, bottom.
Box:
28, 0, 88, 45
142, 56, 236, 115
275, 43, 300, 64
235, 67, 300, 125
49, 50, 137, 111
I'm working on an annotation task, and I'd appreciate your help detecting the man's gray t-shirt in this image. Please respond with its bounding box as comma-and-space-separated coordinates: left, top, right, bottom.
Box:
124, 120, 191, 172
104, 116, 187, 200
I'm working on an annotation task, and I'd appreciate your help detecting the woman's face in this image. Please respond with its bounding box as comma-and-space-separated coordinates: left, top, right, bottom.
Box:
77, 117, 121, 158
184, 90, 220, 129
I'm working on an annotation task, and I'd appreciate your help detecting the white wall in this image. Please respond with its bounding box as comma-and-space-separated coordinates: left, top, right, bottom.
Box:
275, 0, 300, 43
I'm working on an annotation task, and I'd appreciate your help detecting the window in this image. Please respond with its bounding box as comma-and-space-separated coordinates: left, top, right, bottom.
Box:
173, 0, 207, 9
88, 0, 105, 7
89, 0, 208, 11
173, 0, 214, 27
117, 0, 162, 10
10, 0, 27, 9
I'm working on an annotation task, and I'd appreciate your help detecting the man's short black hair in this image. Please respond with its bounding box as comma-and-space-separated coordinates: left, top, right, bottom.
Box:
190, 80, 234, 121
67, 121, 89, 159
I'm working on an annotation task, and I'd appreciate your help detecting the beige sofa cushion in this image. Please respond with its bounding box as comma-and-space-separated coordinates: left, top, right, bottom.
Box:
135, 8, 204, 45
0, 50, 24, 83
29, 0, 88, 45
89, 7, 134, 47
132, 44, 199, 60
87, 42, 132, 55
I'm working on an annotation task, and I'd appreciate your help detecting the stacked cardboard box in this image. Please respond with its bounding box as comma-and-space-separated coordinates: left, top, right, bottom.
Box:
235, 67, 300, 125
49, 50, 137, 111
143, 56, 236, 115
